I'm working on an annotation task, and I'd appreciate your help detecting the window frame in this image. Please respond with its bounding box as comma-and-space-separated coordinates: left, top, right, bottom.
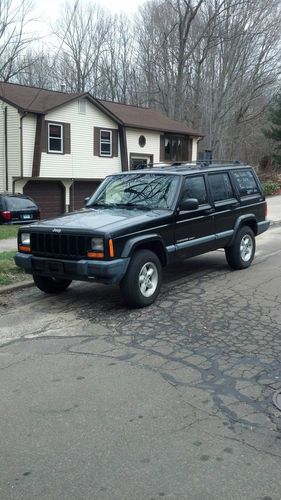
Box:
231, 169, 260, 198
100, 129, 112, 157
208, 172, 236, 203
182, 174, 209, 207
48, 123, 63, 154
164, 134, 189, 162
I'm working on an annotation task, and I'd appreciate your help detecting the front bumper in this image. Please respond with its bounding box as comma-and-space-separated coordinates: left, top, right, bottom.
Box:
14, 253, 130, 284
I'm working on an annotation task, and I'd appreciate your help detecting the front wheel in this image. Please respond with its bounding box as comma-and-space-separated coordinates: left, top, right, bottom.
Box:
225, 226, 255, 270
120, 250, 162, 308
33, 275, 72, 294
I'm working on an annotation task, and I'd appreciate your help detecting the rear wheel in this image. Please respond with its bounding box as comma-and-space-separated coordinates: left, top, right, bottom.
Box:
120, 250, 162, 308
225, 226, 255, 270
33, 275, 72, 294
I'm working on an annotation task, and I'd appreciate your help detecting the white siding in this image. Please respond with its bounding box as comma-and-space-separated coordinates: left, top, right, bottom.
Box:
22, 113, 37, 177
40, 99, 122, 179
0, 101, 20, 191
126, 128, 160, 165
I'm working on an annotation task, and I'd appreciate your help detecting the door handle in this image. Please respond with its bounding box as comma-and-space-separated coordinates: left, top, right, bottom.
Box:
205, 208, 215, 214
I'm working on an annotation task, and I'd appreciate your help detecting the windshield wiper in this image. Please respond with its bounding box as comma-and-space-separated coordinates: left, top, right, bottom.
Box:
112, 203, 151, 210
89, 202, 116, 208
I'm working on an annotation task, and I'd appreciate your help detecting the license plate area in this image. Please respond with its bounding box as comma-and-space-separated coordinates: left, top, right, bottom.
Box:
22, 214, 32, 220
48, 261, 64, 274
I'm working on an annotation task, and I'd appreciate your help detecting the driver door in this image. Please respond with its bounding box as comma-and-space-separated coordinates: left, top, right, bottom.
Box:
175, 175, 216, 259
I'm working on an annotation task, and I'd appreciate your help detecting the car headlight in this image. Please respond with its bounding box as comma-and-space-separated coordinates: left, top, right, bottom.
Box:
91, 238, 104, 252
21, 233, 30, 246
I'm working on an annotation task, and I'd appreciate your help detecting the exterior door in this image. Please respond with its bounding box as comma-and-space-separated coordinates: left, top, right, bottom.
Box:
23, 181, 64, 219
69, 181, 100, 211
175, 175, 216, 259
207, 172, 240, 248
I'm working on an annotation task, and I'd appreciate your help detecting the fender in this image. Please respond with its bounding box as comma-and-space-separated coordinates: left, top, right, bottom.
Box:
228, 214, 257, 246
121, 234, 168, 265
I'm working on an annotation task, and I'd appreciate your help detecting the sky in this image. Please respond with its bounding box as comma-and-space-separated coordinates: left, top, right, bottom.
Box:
33, 0, 147, 21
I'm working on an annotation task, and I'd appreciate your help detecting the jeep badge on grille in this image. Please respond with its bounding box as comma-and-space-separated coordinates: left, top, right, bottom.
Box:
52, 228, 61, 233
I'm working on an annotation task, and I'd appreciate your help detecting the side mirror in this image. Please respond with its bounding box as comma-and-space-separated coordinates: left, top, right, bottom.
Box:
180, 198, 199, 211
84, 196, 90, 206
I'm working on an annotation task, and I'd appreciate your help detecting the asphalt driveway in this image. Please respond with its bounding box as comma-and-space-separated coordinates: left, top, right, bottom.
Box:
0, 225, 281, 499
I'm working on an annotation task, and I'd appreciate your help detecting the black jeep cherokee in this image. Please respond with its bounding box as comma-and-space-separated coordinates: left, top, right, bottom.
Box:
15, 163, 269, 308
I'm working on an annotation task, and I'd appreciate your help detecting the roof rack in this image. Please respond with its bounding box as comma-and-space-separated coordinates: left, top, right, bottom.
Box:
138, 160, 246, 170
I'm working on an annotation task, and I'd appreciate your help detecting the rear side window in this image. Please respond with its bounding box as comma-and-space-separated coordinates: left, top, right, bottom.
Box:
208, 173, 234, 202
183, 176, 208, 205
232, 170, 259, 196
5, 197, 37, 210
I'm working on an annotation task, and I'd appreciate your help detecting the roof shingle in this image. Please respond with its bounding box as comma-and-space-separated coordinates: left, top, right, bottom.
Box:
0, 81, 202, 137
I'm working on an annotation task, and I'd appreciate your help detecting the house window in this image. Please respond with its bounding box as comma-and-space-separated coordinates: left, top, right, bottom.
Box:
164, 135, 188, 161
78, 99, 86, 114
139, 135, 146, 147
48, 123, 63, 153
100, 130, 112, 157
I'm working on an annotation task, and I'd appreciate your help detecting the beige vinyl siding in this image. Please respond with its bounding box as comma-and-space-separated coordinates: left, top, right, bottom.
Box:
126, 128, 160, 163
40, 99, 121, 179
0, 102, 20, 191
22, 113, 37, 177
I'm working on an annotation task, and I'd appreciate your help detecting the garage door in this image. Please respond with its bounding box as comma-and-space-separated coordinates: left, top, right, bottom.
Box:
70, 181, 100, 211
23, 181, 64, 220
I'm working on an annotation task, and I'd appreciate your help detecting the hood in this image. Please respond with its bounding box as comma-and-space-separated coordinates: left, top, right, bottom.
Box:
29, 207, 170, 233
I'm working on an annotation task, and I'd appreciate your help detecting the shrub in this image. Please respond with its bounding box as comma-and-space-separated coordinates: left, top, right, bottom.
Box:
261, 181, 280, 196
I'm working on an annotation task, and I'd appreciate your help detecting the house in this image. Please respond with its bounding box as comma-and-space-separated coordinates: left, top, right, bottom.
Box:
0, 82, 202, 218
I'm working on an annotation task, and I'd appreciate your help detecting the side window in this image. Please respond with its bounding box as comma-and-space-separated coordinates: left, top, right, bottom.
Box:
48, 123, 63, 153
183, 176, 208, 205
232, 170, 259, 196
100, 130, 112, 157
209, 173, 234, 202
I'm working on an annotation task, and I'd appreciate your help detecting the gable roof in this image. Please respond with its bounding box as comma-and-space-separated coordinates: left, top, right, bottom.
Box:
0, 81, 202, 137
98, 100, 202, 137
0, 81, 84, 114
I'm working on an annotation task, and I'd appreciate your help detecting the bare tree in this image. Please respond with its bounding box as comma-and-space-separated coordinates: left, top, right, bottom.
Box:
0, 0, 37, 81
52, 0, 111, 93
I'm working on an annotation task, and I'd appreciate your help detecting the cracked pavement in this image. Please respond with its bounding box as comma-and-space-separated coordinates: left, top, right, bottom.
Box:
1, 225, 281, 499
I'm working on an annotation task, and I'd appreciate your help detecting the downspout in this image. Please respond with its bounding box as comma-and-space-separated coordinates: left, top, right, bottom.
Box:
19, 112, 27, 180
4, 107, 8, 191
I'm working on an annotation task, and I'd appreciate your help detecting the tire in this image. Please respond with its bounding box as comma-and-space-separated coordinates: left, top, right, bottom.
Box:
33, 275, 72, 294
120, 250, 162, 308
225, 226, 255, 270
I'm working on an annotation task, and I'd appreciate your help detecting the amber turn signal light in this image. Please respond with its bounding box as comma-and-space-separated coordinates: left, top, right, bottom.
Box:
19, 245, 31, 253
109, 239, 114, 257
87, 251, 104, 259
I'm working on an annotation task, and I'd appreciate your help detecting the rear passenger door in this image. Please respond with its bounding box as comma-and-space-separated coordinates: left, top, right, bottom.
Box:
175, 175, 216, 259
207, 172, 239, 248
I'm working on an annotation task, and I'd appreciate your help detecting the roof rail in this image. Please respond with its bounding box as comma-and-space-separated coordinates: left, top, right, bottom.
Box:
136, 160, 247, 170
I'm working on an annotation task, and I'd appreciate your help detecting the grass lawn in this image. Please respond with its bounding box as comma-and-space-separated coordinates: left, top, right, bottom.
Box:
0, 251, 27, 286
0, 225, 19, 240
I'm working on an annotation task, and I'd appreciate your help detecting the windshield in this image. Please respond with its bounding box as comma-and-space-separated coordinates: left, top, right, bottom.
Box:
87, 174, 179, 210
5, 197, 37, 210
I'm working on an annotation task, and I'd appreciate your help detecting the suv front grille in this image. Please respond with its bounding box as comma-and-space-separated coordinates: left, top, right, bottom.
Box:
31, 233, 90, 260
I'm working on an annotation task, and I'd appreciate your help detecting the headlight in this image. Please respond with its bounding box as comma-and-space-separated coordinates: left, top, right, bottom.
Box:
21, 233, 30, 246
91, 238, 104, 252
